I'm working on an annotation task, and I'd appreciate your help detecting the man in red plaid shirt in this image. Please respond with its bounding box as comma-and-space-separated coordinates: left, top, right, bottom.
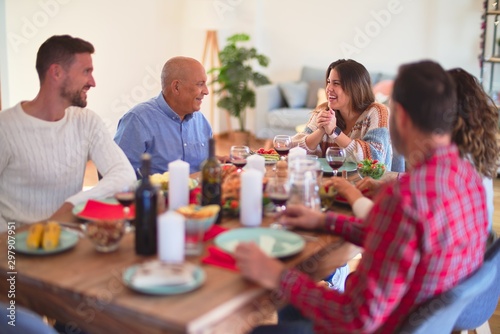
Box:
235, 60, 489, 333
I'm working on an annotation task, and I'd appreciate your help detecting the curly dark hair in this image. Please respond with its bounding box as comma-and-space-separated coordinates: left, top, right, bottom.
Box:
448, 68, 499, 178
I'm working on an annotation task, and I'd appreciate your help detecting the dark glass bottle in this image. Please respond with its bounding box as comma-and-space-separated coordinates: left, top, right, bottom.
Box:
135, 153, 157, 255
201, 139, 222, 224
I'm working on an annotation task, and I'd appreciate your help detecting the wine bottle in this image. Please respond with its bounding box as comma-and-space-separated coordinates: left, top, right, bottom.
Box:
201, 138, 222, 224
135, 153, 158, 255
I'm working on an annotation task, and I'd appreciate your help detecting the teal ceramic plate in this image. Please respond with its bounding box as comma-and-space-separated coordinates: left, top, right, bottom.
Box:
318, 159, 357, 174
215, 228, 305, 258
15, 229, 79, 255
122, 264, 205, 295
72, 198, 118, 219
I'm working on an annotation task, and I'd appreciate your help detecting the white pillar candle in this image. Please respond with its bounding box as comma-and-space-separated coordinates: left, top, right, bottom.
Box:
157, 211, 185, 263
246, 154, 265, 174
168, 159, 190, 210
240, 169, 263, 227
288, 147, 306, 162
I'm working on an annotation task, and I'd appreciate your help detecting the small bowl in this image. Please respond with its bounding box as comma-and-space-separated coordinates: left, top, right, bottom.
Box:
176, 204, 220, 232
85, 219, 125, 252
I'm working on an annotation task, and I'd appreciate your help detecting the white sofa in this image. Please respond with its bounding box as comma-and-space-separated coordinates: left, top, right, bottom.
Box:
254, 66, 395, 140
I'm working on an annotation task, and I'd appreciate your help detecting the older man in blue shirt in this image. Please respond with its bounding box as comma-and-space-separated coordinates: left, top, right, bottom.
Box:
114, 56, 215, 175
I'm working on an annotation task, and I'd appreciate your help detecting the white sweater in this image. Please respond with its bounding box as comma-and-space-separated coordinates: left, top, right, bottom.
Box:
0, 103, 136, 231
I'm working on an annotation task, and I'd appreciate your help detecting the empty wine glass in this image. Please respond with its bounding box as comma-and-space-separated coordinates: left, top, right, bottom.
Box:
230, 145, 250, 172
266, 177, 290, 230
273, 135, 292, 160
325, 147, 346, 177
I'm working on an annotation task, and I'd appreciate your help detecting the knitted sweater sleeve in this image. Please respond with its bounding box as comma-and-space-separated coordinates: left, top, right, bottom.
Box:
65, 110, 136, 205
344, 103, 391, 165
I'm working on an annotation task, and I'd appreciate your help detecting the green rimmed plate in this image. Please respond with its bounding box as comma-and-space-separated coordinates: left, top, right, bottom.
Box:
215, 227, 305, 258
15, 229, 79, 255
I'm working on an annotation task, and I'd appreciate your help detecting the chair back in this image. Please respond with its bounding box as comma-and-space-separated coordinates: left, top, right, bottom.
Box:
0, 302, 58, 334
453, 237, 500, 330
397, 259, 496, 334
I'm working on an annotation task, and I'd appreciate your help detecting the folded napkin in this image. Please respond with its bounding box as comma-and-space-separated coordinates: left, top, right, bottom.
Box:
203, 225, 228, 241
77, 199, 135, 220
201, 246, 238, 272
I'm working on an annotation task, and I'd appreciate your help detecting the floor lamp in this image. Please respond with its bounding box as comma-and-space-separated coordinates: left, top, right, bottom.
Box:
201, 30, 232, 135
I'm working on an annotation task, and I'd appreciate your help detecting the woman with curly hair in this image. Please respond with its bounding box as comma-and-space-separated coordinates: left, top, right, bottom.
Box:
333, 68, 499, 231
448, 68, 499, 230
292, 59, 400, 170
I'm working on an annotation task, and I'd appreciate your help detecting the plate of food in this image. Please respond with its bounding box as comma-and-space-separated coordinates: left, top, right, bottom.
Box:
123, 261, 205, 295
16, 222, 79, 255
215, 227, 305, 258
149, 172, 199, 191
254, 148, 280, 165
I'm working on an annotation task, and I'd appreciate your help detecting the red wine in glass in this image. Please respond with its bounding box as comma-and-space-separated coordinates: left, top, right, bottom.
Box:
270, 193, 289, 207
328, 161, 344, 170
275, 148, 290, 158
115, 191, 135, 220
232, 160, 247, 169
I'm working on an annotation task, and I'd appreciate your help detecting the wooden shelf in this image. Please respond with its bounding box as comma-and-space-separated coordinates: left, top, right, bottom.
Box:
487, 10, 500, 15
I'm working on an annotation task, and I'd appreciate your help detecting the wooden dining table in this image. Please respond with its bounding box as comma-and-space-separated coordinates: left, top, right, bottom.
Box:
0, 170, 396, 334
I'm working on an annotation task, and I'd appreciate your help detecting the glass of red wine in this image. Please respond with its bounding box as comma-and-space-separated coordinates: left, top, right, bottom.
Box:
266, 177, 290, 230
325, 147, 346, 177
273, 135, 292, 160
230, 145, 250, 172
114, 184, 136, 227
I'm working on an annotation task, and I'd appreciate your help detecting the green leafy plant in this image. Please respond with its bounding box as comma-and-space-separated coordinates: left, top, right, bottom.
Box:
209, 33, 270, 132
357, 159, 386, 180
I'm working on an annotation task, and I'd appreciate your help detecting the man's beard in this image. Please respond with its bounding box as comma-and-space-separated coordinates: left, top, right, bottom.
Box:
60, 82, 88, 107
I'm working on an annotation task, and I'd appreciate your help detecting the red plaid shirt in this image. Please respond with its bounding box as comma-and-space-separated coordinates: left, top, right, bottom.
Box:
279, 145, 488, 333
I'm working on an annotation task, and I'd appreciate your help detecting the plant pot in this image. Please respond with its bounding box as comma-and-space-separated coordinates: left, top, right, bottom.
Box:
231, 130, 251, 146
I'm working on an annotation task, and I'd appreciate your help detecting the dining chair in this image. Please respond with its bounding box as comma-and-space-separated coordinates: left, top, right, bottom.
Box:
453, 237, 500, 334
0, 302, 58, 334
396, 258, 496, 334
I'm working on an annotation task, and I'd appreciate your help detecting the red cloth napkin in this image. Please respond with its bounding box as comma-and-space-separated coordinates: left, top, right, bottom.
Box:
203, 225, 227, 241
201, 246, 238, 272
77, 199, 135, 220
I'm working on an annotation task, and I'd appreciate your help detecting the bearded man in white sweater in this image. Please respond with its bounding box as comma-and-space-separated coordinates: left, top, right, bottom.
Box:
0, 35, 136, 232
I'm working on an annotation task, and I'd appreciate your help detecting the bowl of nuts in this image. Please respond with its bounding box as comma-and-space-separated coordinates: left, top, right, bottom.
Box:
85, 219, 126, 252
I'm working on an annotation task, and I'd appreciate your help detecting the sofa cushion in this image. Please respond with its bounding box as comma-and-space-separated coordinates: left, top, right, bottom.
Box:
306, 80, 325, 108
266, 107, 312, 130
279, 81, 308, 108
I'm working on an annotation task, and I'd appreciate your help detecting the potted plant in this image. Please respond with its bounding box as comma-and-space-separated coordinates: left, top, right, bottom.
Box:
210, 33, 270, 143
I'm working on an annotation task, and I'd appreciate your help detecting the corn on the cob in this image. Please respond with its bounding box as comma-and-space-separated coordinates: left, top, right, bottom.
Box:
26, 223, 44, 249
42, 221, 61, 250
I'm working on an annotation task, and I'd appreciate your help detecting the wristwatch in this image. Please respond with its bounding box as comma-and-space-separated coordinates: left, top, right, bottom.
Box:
330, 126, 342, 139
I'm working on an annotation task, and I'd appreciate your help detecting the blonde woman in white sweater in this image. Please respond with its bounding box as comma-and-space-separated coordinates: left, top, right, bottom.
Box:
0, 35, 135, 232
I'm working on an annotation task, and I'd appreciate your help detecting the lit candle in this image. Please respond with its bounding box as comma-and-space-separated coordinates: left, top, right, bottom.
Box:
157, 211, 185, 263
168, 159, 189, 210
246, 154, 265, 174
240, 169, 263, 227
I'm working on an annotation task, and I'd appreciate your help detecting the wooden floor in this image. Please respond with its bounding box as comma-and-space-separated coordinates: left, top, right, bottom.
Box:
83, 133, 500, 333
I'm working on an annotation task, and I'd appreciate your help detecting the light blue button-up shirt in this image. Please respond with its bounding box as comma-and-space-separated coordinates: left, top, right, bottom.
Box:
114, 93, 213, 175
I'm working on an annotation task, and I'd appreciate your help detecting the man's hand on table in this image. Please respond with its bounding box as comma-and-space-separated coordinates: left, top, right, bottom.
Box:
277, 204, 326, 230
234, 242, 285, 290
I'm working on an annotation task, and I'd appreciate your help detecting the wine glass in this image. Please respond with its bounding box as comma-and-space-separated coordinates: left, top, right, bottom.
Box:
230, 145, 250, 172
273, 135, 292, 160
325, 147, 346, 177
266, 177, 290, 230
114, 184, 136, 230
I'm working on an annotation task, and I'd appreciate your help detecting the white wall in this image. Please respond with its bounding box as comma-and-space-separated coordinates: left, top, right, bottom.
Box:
0, 0, 484, 135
